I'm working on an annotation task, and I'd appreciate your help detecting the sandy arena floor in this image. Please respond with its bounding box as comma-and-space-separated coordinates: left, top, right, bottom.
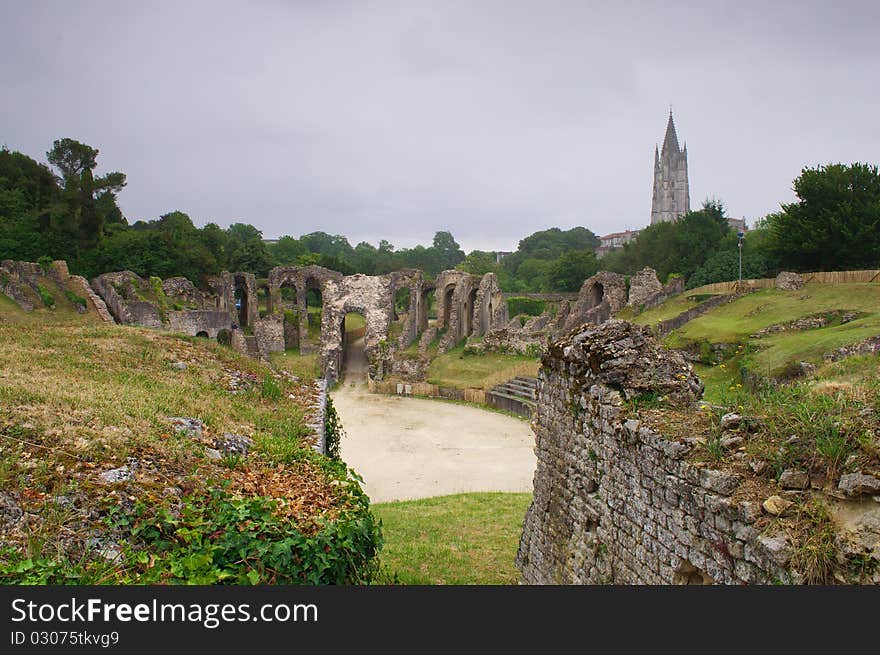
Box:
330, 337, 537, 503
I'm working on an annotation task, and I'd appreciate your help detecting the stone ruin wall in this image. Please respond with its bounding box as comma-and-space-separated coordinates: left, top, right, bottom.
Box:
319, 273, 395, 383
517, 321, 796, 585
1, 259, 112, 320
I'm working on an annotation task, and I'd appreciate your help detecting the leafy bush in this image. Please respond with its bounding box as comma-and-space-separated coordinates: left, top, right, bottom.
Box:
324, 395, 344, 460
105, 481, 382, 584
37, 255, 53, 273
507, 297, 545, 317
36, 283, 55, 308
64, 289, 87, 309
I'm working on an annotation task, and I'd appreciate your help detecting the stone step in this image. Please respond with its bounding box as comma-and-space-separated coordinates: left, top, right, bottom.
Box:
514, 376, 538, 388
502, 379, 537, 393
493, 384, 536, 400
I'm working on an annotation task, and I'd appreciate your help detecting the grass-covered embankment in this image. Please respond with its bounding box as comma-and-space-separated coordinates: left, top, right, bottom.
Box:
0, 294, 380, 584
426, 346, 540, 391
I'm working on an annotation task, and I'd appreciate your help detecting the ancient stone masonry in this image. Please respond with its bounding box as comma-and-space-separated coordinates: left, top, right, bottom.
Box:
435, 270, 477, 353
267, 265, 343, 353
92, 270, 237, 338
319, 273, 395, 383
517, 321, 800, 585
473, 270, 646, 357
627, 267, 663, 307
473, 273, 508, 338
1, 259, 111, 319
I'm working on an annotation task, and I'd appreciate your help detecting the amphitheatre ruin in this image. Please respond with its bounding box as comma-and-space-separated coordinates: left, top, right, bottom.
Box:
2, 257, 879, 585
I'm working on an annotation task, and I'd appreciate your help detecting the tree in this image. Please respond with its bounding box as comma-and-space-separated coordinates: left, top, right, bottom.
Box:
226, 223, 272, 275
270, 236, 307, 265
548, 249, 600, 291
766, 163, 880, 271
431, 230, 465, 271
47, 138, 98, 180
458, 250, 499, 276
46, 138, 126, 248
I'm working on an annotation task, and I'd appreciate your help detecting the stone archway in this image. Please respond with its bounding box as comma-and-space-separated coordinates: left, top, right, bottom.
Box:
231, 273, 257, 329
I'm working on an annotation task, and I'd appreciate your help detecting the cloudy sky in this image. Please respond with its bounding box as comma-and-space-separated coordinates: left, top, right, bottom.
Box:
2, 1, 878, 251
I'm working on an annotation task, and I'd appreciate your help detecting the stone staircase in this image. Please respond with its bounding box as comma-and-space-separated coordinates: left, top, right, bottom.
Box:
486, 376, 538, 418
243, 334, 261, 358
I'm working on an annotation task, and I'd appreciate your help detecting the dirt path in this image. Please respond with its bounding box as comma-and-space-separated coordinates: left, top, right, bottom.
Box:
331, 336, 536, 503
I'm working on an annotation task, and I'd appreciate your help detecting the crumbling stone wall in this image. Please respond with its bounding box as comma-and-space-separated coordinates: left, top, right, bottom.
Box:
91, 271, 164, 328
434, 270, 474, 352
517, 321, 796, 585
562, 271, 628, 333
267, 265, 342, 353
388, 269, 426, 349
0, 261, 36, 311
640, 275, 685, 311
627, 267, 663, 307
320, 273, 394, 383
473, 273, 508, 337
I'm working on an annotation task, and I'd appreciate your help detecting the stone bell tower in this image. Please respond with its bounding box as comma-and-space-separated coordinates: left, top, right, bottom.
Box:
651, 111, 690, 224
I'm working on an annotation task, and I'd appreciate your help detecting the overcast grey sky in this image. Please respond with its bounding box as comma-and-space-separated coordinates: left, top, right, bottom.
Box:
2, 1, 878, 252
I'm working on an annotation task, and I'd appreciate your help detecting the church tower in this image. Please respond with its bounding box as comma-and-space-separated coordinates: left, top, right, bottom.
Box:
651, 111, 690, 224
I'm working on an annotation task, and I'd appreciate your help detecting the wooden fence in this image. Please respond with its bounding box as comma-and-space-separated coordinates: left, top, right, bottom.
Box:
688, 269, 880, 295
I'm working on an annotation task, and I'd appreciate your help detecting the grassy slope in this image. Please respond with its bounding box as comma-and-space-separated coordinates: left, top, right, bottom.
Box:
661, 283, 880, 379
0, 290, 374, 583
667, 283, 880, 344
629, 292, 710, 326
270, 349, 321, 379
374, 492, 531, 584
426, 346, 540, 390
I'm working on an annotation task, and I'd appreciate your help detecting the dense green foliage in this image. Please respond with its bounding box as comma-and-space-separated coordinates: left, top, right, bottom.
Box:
2, 140, 877, 292
600, 200, 767, 286
765, 163, 880, 271
465, 227, 601, 292
506, 297, 545, 317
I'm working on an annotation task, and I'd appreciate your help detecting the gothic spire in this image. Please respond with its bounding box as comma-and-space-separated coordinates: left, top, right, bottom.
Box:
661, 110, 680, 156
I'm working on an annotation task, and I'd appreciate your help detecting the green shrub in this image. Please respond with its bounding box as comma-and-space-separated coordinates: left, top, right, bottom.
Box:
64, 289, 87, 309
102, 482, 382, 584
507, 297, 545, 317
36, 284, 55, 308
37, 255, 53, 273
324, 395, 344, 460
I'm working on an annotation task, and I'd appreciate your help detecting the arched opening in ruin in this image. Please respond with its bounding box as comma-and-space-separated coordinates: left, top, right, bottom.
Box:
340, 311, 368, 383
303, 279, 323, 350
216, 329, 231, 346
277, 283, 300, 350
257, 282, 270, 317
441, 286, 455, 331
232, 274, 253, 329
481, 297, 493, 336
394, 287, 410, 322
672, 560, 714, 585
419, 286, 433, 331
195, 331, 209, 338
588, 282, 605, 308
463, 287, 478, 337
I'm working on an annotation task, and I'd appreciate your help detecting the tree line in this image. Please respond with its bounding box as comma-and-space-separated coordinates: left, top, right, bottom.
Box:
2, 138, 877, 290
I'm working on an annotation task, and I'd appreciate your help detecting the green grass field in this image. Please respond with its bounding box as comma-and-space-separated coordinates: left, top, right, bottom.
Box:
373, 492, 531, 584
269, 348, 321, 379
426, 346, 540, 390
630, 292, 714, 326
667, 283, 880, 345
